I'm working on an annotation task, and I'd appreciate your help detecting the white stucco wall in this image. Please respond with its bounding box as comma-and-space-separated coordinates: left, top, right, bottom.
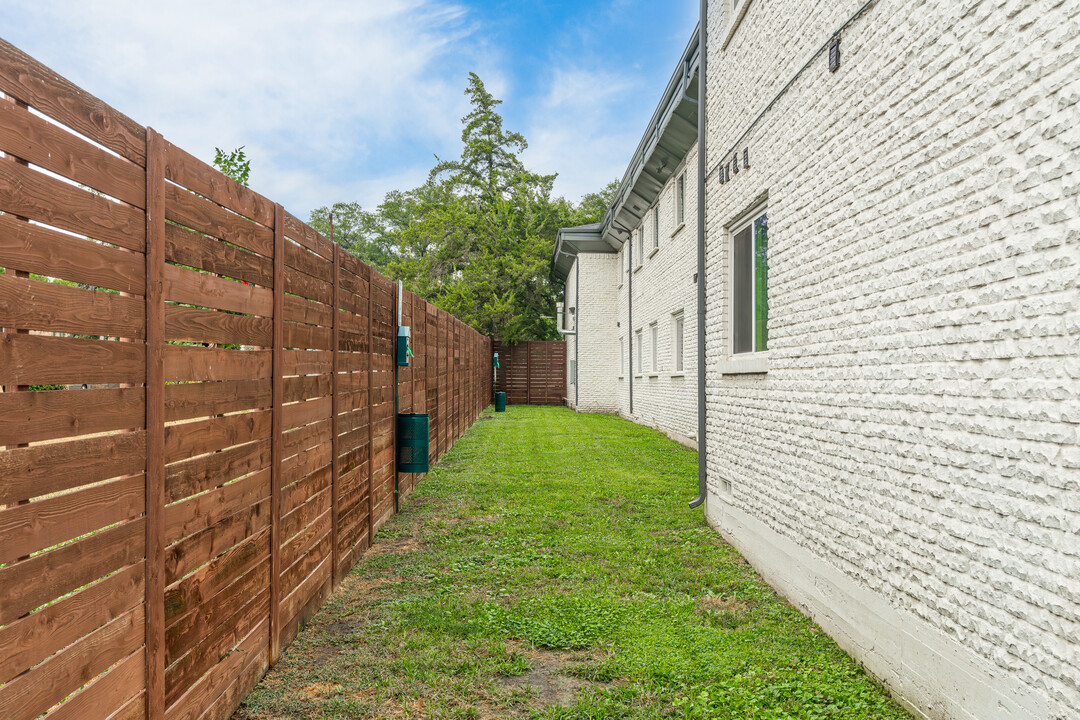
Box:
703, 1, 1080, 718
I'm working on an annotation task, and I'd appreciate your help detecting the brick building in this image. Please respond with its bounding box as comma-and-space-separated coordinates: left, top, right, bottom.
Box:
556, 1, 1079, 718
554, 32, 702, 448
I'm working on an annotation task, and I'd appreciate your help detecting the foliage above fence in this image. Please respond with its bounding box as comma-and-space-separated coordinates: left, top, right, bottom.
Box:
0, 38, 492, 720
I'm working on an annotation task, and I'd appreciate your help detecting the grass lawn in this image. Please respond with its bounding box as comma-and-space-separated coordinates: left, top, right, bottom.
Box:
235, 405, 910, 720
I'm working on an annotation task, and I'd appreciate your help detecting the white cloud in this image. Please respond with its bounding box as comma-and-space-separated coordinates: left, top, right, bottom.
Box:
0, 0, 480, 214
523, 67, 646, 203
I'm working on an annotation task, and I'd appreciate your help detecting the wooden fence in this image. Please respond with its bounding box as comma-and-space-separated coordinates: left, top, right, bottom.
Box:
494, 341, 566, 405
0, 39, 491, 720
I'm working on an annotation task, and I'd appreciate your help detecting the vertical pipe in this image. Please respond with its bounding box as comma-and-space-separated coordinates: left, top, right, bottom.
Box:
628, 233, 634, 415
575, 261, 579, 408
144, 127, 166, 720
689, 0, 708, 509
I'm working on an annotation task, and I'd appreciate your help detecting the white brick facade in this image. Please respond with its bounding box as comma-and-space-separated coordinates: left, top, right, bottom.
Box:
703, 1, 1079, 718
564, 146, 700, 448
565, 253, 622, 414
615, 144, 700, 447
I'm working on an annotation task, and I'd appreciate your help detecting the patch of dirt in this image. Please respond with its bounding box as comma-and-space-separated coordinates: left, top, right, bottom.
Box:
297, 682, 339, 701
495, 648, 599, 709
368, 537, 422, 555
697, 596, 750, 614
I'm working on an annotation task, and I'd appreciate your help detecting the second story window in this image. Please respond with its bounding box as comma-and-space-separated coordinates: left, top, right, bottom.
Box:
732, 209, 768, 354
675, 172, 686, 227
653, 208, 660, 250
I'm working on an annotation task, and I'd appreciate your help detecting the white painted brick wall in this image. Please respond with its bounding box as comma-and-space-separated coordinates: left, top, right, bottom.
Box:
569, 145, 700, 446
567, 253, 622, 413
704, 0, 1080, 717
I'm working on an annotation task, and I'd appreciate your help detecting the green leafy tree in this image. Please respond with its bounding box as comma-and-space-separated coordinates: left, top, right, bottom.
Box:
213, 146, 251, 185
308, 202, 393, 273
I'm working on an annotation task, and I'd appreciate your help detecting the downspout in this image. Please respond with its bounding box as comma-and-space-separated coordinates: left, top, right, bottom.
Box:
575, 263, 580, 408
689, 0, 708, 509
619, 224, 633, 416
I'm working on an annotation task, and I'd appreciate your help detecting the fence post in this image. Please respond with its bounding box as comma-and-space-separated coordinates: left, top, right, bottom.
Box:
270, 204, 285, 664
331, 245, 340, 584
366, 263, 375, 549
144, 127, 166, 720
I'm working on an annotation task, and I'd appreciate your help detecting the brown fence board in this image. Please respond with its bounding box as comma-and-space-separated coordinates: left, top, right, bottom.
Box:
164, 139, 274, 228
495, 340, 566, 405
0, 97, 145, 207
0, 158, 144, 252
0, 212, 146, 294
164, 183, 273, 259
0, 561, 144, 687
0, 39, 493, 720
0, 474, 144, 564
164, 263, 273, 317
0, 332, 145, 386
0, 272, 145, 338
0, 38, 146, 165
165, 222, 273, 287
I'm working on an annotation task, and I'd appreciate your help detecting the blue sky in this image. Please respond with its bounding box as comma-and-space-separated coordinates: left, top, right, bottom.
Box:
0, 0, 699, 218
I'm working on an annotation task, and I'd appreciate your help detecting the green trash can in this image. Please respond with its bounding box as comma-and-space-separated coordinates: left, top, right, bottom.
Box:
495, 392, 506, 412
397, 413, 430, 473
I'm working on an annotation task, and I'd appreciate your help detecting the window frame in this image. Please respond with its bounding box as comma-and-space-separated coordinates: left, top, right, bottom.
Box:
675, 172, 686, 228
635, 228, 643, 269
672, 311, 684, 373
649, 322, 658, 374
652, 207, 660, 251
727, 202, 769, 368
635, 329, 643, 375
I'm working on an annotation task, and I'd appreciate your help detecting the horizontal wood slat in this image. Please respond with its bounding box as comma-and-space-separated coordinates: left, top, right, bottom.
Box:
0, 158, 144, 252
0, 38, 146, 165
0, 271, 145, 339
0, 332, 145, 386
0, 212, 146, 294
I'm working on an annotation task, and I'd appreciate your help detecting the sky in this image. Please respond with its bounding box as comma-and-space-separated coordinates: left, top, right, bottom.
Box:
0, 0, 699, 219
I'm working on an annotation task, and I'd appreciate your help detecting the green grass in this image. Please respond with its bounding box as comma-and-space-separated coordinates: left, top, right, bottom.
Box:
235, 406, 911, 720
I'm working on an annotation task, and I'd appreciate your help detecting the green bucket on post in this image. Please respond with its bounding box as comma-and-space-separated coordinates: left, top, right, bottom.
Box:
495, 392, 506, 412
397, 413, 430, 473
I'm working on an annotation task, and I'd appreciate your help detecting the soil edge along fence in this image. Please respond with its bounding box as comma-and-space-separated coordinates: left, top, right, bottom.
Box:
494, 341, 566, 405
0, 39, 492, 720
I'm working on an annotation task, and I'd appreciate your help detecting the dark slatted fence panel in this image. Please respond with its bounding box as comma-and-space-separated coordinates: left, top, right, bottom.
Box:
495, 341, 567, 406
0, 38, 493, 720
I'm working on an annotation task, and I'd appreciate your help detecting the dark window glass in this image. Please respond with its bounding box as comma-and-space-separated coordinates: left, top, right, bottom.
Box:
732, 224, 753, 354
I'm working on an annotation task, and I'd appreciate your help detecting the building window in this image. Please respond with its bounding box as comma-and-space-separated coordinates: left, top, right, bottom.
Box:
652, 208, 660, 250
675, 172, 686, 227
673, 312, 684, 372
635, 228, 643, 267
635, 329, 643, 373
732, 210, 768, 354
650, 322, 658, 372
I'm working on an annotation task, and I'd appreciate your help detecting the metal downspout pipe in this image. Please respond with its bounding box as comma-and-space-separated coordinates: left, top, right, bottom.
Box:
575, 263, 580, 408
689, 0, 708, 509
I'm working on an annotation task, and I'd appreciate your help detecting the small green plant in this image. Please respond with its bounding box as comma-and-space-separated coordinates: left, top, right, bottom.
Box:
213, 146, 251, 186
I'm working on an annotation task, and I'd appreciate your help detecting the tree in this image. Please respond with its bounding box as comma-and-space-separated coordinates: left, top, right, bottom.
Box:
213, 146, 251, 186
432, 73, 543, 201
308, 202, 393, 273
